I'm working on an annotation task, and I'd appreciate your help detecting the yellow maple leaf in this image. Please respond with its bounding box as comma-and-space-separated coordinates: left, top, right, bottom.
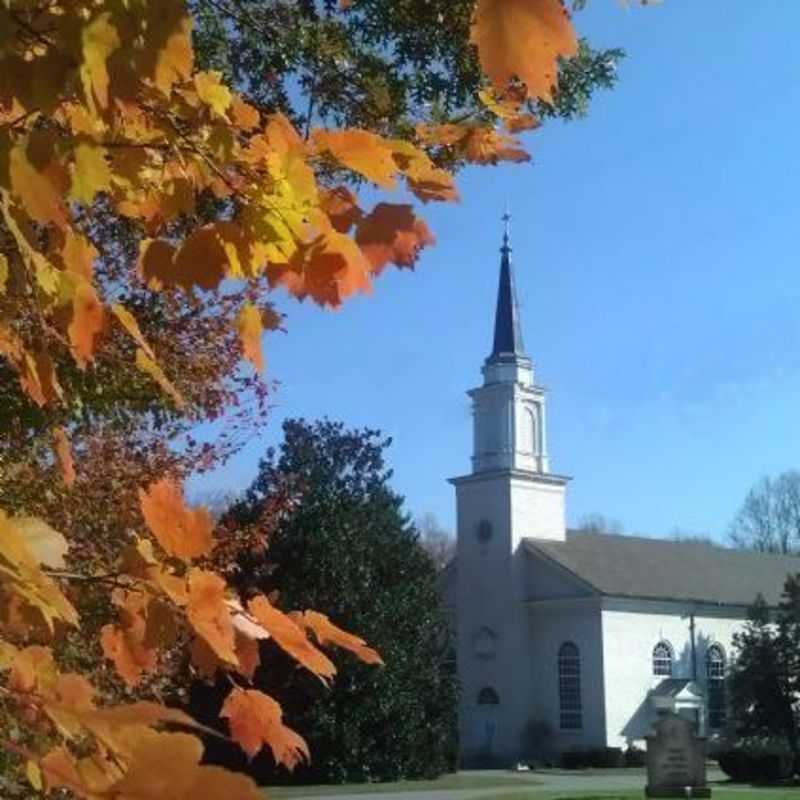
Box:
12, 516, 69, 569
0, 253, 8, 293
111, 304, 155, 360
0, 512, 78, 632
135, 347, 185, 408
194, 71, 233, 117
7, 134, 68, 227
70, 142, 113, 205
80, 12, 120, 111
237, 303, 264, 373
150, 3, 194, 94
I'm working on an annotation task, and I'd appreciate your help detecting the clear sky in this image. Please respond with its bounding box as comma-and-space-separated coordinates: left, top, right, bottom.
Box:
190, 1, 800, 542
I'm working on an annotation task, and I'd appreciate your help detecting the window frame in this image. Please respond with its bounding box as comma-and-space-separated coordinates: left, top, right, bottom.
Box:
558, 641, 582, 731
652, 641, 674, 677
705, 644, 726, 729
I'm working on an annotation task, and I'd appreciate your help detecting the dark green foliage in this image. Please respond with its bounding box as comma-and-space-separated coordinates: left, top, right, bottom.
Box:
623, 745, 645, 768
716, 748, 795, 783
729, 581, 800, 765
560, 747, 623, 770
190, 0, 622, 147
228, 418, 458, 784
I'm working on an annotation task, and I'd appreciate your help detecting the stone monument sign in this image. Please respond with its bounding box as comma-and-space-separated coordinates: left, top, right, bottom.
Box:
645, 712, 711, 798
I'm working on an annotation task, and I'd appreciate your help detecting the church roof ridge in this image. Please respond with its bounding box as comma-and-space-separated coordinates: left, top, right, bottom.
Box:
524, 531, 800, 608
566, 529, 719, 548
566, 528, 800, 560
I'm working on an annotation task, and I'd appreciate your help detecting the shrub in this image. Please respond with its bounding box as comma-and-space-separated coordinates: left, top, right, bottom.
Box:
624, 745, 646, 767
521, 718, 555, 763
717, 750, 752, 782
560, 750, 585, 770
461, 751, 507, 770
560, 747, 623, 769
717, 748, 795, 783
589, 747, 624, 768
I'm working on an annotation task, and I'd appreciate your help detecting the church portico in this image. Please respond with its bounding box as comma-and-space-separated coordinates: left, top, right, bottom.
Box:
443, 219, 800, 767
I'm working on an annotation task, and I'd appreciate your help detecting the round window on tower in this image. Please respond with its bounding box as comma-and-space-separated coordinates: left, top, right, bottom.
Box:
477, 519, 493, 542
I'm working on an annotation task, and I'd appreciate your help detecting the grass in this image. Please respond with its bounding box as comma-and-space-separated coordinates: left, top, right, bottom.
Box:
265, 772, 542, 797
470, 791, 800, 800
265, 777, 800, 800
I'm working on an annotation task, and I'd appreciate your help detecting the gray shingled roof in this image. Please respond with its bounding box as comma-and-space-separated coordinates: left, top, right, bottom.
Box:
525, 531, 800, 607
651, 679, 702, 698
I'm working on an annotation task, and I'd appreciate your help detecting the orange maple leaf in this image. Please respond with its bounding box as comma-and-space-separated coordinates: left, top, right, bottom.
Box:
52, 427, 75, 487
463, 127, 530, 164
470, 0, 578, 103
235, 633, 261, 681
139, 477, 214, 562
312, 129, 398, 188
221, 688, 309, 767
247, 595, 336, 681
67, 281, 104, 368
320, 186, 363, 233
355, 204, 435, 274
270, 229, 372, 308
100, 592, 158, 687
187, 569, 238, 665
293, 611, 384, 666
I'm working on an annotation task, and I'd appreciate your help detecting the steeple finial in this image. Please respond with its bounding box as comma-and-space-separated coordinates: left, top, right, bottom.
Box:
489, 209, 526, 361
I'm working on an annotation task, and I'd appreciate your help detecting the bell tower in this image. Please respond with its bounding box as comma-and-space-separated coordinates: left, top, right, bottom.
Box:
450, 214, 570, 764
454, 213, 568, 550
472, 213, 551, 476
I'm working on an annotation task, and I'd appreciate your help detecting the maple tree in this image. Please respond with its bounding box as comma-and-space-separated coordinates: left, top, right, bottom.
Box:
0, 0, 628, 796
191, 0, 623, 157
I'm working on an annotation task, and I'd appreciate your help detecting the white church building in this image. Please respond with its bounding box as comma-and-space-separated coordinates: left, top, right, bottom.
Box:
442, 221, 800, 765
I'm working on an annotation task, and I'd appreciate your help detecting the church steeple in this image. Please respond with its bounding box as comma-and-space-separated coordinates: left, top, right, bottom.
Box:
489, 212, 527, 362
468, 214, 555, 475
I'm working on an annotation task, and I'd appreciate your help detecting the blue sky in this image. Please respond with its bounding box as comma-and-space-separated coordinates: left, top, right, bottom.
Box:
190, 1, 800, 541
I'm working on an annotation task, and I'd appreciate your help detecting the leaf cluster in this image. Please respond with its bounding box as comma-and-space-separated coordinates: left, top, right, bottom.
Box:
191, 0, 623, 149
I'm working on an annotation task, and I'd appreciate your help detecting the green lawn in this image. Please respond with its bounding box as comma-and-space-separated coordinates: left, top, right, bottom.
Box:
470, 792, 800, 800
265, 772, 542, 797
265, 778, 800, 800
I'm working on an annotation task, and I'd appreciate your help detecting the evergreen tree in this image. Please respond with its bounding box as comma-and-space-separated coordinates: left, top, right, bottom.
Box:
729, 585, 800, 762
227, 418, 458, 783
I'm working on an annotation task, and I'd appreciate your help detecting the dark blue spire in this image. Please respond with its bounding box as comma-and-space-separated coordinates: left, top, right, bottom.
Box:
489, 212, 526, 361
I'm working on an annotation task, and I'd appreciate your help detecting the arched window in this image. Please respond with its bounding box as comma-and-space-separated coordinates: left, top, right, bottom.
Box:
706, 644, 726, 729
558, 642, 582, 730
477, 687, 499, 705
652, 641, 673, 677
